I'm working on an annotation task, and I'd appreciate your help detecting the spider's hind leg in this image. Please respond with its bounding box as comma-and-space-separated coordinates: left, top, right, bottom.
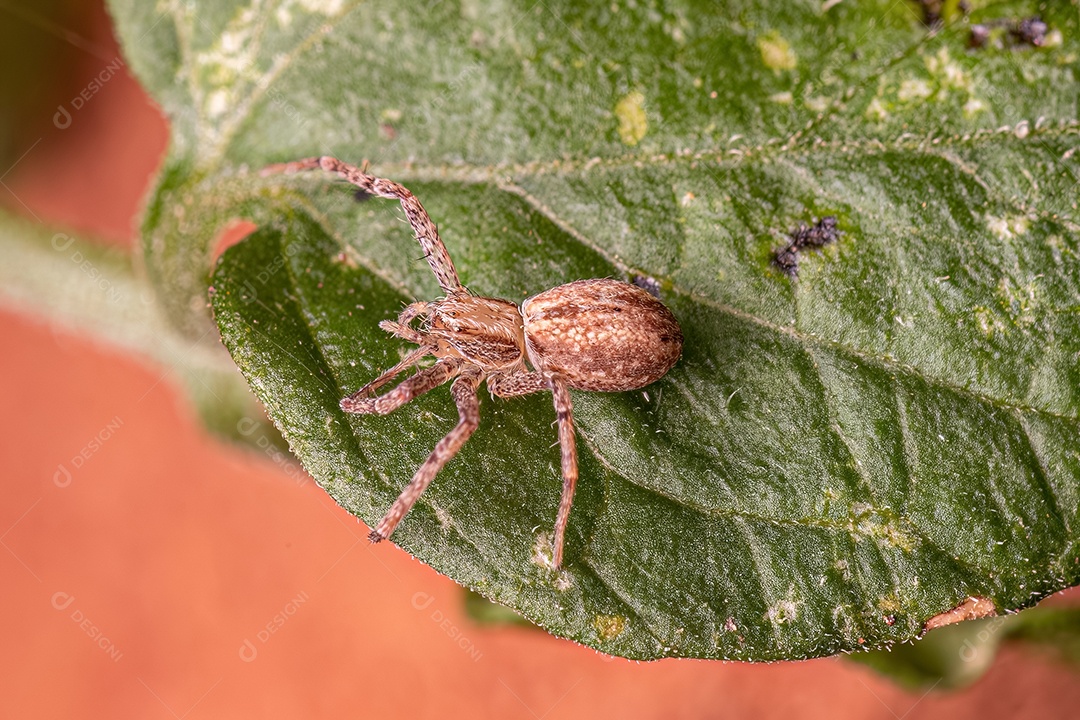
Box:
550, 379, 578, 570
488, 372, 577, 569
487, 371, 548, 398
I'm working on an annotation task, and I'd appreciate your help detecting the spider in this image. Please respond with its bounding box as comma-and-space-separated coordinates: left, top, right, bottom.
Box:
263, 156, 683, 569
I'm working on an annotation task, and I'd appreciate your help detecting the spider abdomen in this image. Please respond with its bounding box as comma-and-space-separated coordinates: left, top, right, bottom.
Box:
521, 278, 683, 392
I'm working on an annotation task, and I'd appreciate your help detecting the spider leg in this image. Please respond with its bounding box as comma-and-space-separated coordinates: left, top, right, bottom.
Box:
341, 356, 460, 414
489, 372, 578, 568
262, 156, 462, 293
487, 371, 549, 398
370, 366, 483, 542
341, 344, 434, 404
549, 378, 578, 569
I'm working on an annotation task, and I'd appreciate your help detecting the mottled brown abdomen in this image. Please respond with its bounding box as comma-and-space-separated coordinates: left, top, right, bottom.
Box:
521, 278, 683, 392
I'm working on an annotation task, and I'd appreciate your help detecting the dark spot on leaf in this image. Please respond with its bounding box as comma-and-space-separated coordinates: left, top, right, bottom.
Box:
969, 16, 1049, 50
1012, 16, 1049, 47
772, 216, 841, 278
631, 274, 662, 298
968, 24, 991, 49
354, 188, 373, 202
910, 0, 970, 29
911, 0, 944, 28
773, 247, 800, 276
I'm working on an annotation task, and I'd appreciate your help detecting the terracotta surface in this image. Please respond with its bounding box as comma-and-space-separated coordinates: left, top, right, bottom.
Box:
2, 3, 1079, 718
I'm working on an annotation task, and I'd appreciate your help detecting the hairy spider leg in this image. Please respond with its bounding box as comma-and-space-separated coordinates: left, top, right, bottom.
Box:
549, 380, 578, 569
488, 372, 577, 569
341, 344, 435, 405
262, 156, 463, 293
486, 371, 548, 398
341, 355, 461, 415
377, 320, 426, 345
368, 366, 483, 542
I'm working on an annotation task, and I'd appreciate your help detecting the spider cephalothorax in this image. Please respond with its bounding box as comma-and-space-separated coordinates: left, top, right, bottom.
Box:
263, 156, 682, 569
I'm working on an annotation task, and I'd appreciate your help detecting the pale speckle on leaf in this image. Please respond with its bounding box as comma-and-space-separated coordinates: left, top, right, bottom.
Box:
987, 214, 1030, 241
898, 79, 932, 103
757, 31, 797, 72
614, 91, 648, 146
296, 0, 345, 14
963, 98, 986, 118
864, 97, 887, 121
593, 615, 627, 640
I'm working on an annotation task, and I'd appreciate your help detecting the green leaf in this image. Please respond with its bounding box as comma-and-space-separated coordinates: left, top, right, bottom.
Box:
114, 0, 1080, 660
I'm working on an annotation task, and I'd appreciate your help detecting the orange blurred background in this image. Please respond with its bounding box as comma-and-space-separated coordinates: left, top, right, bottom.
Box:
2, 2, 1079, 717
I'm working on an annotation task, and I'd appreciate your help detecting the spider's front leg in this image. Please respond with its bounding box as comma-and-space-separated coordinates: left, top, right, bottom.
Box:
370, 366, 484, 542
342, 344, 433, 402
261, 156, 463, 294
341, 356, 460, 414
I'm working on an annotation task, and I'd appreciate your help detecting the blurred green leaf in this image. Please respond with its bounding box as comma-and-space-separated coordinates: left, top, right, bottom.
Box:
851, 606, 1080, 689
0, 208, 284, 450
850, 616, 1007, 690
112, 0, 1080, 659
1007, 606, 1080, 666
463, 589, 533, 628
